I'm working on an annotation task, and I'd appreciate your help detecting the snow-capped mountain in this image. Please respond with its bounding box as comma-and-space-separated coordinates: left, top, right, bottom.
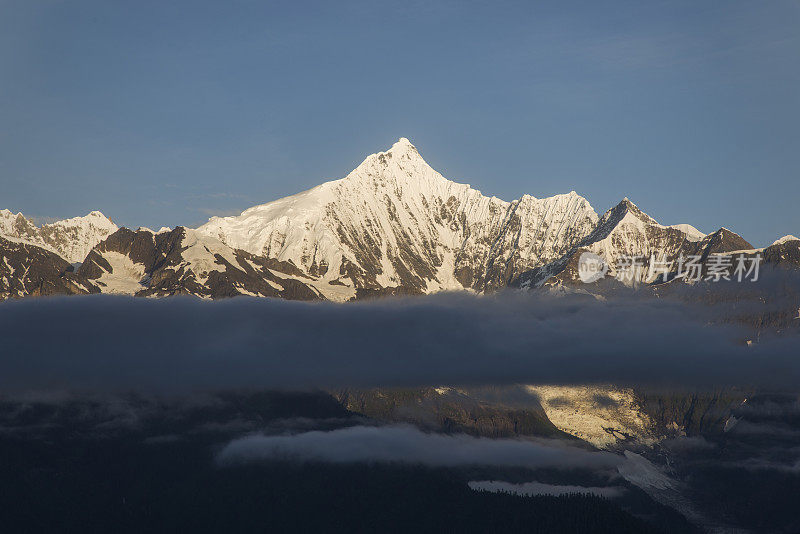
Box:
0, 209, 118, 264
198, 138, 599, 299
772, 235, 800, 247
1, 137, 798, 302
515, 198, 756, 289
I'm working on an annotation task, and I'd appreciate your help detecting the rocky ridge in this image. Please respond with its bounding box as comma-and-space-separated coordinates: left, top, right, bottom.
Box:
2, 138, 798, 302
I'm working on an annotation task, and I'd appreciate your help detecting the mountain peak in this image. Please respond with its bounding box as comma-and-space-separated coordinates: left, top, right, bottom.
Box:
0, 208, 118, 263
772, 235, 800, 246
589, 198, 660, 240
607, 197, 639, 216
703, 227, 754, 254
385, 137, 419, 158
611, 197, 654, 221
343, 137, 431, 186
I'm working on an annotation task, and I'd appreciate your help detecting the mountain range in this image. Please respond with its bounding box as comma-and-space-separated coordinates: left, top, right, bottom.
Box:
2, 138, 798, 301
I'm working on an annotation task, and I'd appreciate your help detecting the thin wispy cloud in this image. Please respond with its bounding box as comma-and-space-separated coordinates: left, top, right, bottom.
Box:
217, 424, 621, 470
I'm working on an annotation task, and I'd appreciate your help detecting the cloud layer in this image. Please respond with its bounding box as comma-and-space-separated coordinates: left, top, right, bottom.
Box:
217, 424, 620, 470
0, 291, 798, 392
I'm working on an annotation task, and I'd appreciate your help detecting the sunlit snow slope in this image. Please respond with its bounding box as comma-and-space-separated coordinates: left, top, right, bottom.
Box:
198, 138, 599, 298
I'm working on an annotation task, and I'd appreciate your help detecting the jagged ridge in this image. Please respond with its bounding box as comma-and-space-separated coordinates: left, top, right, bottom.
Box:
2, 137, 799, 302
0, 209, 118, 263
198, 138, 599, 298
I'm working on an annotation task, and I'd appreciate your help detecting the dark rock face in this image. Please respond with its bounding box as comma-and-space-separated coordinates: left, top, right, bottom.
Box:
0, 237, 98, 299
697, 228, 753, 258
635, 388, 749, 436
353, 285, 425, 300
78, 227, 321, 300
762, 238, 800, 268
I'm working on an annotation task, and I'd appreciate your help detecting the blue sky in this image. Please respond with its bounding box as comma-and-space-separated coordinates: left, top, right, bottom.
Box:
1, 0, 798, 246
